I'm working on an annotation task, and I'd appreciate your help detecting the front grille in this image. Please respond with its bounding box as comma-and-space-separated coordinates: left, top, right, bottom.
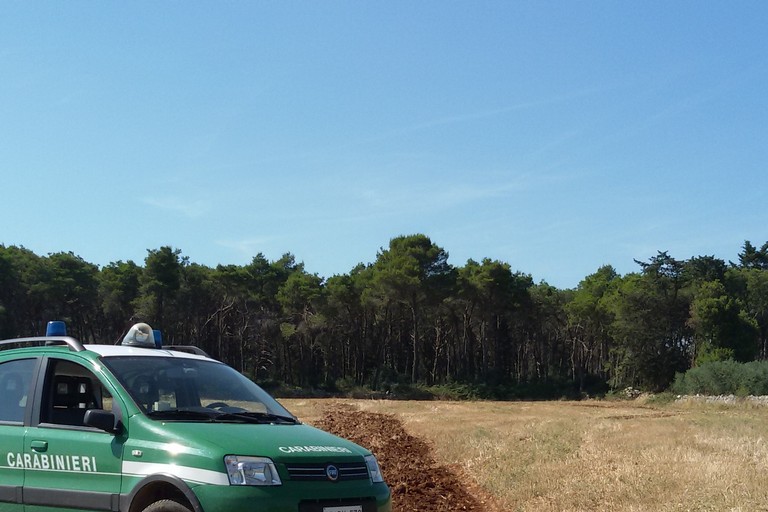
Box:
285, 462, 370, 482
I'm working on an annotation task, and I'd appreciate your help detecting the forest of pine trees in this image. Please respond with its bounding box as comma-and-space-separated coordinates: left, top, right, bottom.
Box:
1, 237, 767, 396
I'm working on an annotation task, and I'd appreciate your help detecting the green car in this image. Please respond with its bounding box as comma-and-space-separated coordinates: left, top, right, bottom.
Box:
0, 322, 391, 512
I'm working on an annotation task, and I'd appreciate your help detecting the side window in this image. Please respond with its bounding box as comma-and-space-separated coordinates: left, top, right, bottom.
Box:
0, 359, 35, 423
43, 360, 112, 427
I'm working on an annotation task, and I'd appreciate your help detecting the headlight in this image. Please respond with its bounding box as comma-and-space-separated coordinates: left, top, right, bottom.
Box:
364, 454, 384, 483
224, 456, 281, 486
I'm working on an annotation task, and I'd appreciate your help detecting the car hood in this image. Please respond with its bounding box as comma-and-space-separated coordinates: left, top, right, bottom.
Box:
132, 419, 370, 462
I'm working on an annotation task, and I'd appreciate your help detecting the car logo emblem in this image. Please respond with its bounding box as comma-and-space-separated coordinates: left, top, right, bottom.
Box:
325, 464, 339, 482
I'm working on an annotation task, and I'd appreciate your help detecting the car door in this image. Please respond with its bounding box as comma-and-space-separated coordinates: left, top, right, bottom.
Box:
0, 357, 39, 512
22, 356, 126, 512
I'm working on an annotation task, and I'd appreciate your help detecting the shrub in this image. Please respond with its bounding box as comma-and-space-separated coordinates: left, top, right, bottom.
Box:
672, 360, 768, 396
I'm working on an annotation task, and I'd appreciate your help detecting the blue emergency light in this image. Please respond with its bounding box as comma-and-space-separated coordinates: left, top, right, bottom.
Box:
153, 329, 163, 348
46, 321, 67, 336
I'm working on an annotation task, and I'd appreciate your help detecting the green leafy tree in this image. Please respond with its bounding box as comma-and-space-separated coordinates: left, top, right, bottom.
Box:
135, 247, 184, 329
566, 265, 619, 389
370, 235, 454, 383
738, 241, 768, 270
32, 252, 99, 340
175, 263, 217, 350
206, 254, 296, 378
528, 283, 570, 386
277, 268, 325, 386
457, 258, 531, 383
0, 246, 47, 336
323, 265, 379, 386
210, 263, 251, 371
728, 267, 768, 359
0, 246, 24, 338
608, 253, 691, 390
247, 253, 297, 310
688, 280, 757, 364
98, 260, 142, 341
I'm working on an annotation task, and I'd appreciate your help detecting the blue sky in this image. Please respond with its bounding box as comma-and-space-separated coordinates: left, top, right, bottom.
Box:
1, 2, 766, 289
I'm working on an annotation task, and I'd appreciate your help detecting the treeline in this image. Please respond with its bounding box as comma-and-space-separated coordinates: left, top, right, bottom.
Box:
1, 236, 767, 395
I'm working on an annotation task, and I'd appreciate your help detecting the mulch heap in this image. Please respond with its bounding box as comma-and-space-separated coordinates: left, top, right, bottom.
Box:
316, 403, 498, 512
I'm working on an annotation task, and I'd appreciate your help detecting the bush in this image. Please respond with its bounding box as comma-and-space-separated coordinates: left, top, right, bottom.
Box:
672, 360, 768, 396
424, 383, 481, 400
389, 383, 434, 400
644, 392, 676, 405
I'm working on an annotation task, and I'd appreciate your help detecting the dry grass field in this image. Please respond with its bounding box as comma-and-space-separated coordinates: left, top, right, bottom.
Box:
283, 398, 768, 512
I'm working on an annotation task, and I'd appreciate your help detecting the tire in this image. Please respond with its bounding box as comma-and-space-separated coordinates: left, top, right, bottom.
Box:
142, 499, 192, 512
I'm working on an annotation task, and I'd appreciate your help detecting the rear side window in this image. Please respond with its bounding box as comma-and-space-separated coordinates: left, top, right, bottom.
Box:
0, 359, 36, 423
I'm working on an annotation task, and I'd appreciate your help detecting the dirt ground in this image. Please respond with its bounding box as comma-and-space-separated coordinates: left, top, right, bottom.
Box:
316, 403, 500, 512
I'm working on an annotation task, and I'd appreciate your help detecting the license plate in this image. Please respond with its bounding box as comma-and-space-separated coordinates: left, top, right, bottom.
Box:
322, 507, 362, 512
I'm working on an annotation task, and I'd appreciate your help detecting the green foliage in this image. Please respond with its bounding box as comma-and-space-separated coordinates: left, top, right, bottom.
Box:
566, 265, 619, 389
98, 260, 141, 338
689, 280, 757, 364
607, 259, 690, 391
369, 235, 455, 382
739, 241, 768, 270
672, 360, 768, 396
1, 238, 768, 400
643, 392, 677, 405
135, 246, 184, 326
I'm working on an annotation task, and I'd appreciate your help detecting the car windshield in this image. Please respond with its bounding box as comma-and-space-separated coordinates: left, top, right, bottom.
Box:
101, 356, 295, 422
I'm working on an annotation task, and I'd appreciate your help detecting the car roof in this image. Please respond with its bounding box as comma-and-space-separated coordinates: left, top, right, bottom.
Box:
0, 340, 212, 362
85, 344, 212, 360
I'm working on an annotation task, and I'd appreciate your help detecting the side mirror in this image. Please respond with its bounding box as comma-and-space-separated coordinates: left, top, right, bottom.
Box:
84, 409, 122, 434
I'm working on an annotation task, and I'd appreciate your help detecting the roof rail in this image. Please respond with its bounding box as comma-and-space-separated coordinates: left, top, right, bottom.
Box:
164, 345, 210, 357
0, 336, 86, 352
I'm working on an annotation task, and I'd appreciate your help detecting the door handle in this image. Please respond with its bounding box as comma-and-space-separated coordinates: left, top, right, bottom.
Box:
30, 440, 48, 452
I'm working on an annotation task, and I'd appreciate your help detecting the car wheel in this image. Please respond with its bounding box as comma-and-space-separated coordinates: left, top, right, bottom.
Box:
142, 499, 192, 512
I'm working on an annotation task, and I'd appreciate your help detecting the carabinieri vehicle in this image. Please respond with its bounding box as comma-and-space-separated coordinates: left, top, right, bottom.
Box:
0, 322, 391, 512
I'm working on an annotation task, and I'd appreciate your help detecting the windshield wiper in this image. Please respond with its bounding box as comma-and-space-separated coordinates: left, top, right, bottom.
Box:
146, 408, 298, 424
214, 411, 299, 424
146, 409, 219, 421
